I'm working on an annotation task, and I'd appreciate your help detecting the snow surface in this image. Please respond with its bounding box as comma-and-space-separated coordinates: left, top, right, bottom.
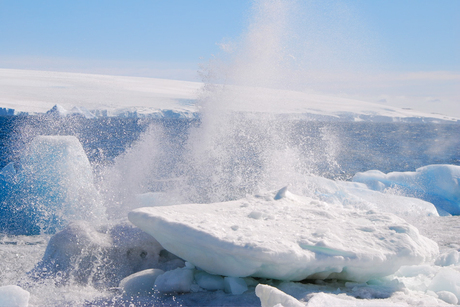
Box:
1, 69, 458, 122
353, 165, 460, 215
129, 188, 438, 283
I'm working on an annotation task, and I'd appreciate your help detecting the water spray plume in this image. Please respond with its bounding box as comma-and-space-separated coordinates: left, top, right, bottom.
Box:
74, 0, 380, 212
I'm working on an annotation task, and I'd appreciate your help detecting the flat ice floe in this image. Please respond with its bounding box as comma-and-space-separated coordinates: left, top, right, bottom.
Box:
129, 188, 438, 283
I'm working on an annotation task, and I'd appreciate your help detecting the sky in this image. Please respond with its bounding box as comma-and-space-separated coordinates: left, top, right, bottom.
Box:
0, 0, 251, 80
0, 0, 459, 115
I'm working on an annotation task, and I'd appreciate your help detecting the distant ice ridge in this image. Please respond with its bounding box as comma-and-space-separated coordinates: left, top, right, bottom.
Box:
129, 187, 438, 283
353, 165, 460, 216
1, 69, 459, 123
0, 135, 106, 234
3, 102, 459, 123
41, 104, 200, 119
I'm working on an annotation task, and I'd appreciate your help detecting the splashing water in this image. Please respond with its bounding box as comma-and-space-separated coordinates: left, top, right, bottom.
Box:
101, 0, 371, 208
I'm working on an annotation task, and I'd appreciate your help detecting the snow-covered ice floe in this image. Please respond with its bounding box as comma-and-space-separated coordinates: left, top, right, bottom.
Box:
129, 188, 438, 283
353, 164, 460, 215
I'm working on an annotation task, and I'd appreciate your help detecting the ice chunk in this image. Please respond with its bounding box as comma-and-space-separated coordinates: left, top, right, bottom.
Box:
302, 175, 438, 219
395, 264, 436, 278
46, 104, 68, 117
0, 162, 17, 183
224, 277, 248, 295
70, 106, 97, 119
274, 186, 288, 200
30, 221, 163, 287
428, 267, 460, 302
119, 268, 164, 297
353, 164, 460, 215
0, 285, 30, 307
436, 291, 458, 305
256, 284, 304, 307
184, 261, 195, 269
129, 189, 438, 282
435, 250, 460, 266
194, 271, 225, 291
154, 267, 194, 293
0, 136, 105, 234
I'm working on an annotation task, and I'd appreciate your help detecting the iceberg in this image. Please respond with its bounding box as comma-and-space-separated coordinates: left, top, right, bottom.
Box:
353, 165, 460, 215
129, 188, 438, 283
0, 136, 105, 234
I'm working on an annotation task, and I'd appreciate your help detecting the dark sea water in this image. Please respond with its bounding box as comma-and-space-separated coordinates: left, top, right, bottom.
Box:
1, 116, 459, 178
